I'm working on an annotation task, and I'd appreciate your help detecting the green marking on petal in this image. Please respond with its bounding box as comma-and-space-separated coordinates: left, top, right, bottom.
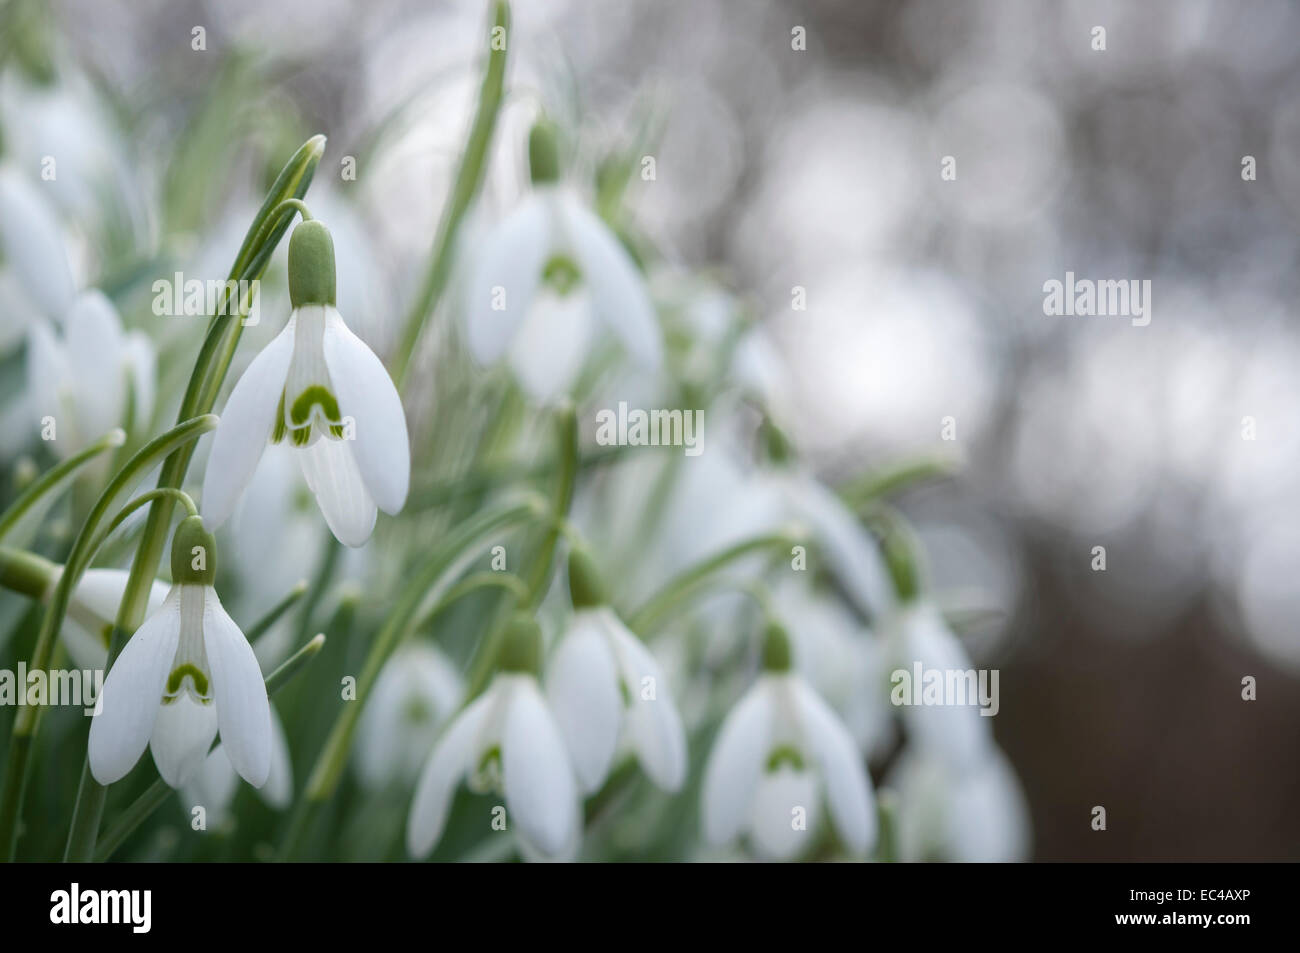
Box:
541, 254, 582, 297
271, 390, 288, 444
165, 663, 210, 699
765, 744, 805, 772
289, 385, 341, 427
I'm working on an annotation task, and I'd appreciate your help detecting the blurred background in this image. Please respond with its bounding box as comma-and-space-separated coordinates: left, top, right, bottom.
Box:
2, 0, 1298, 860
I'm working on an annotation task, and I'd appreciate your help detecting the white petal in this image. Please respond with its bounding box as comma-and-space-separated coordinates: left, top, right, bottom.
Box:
25, 320, 70, 433
150, 694, 218, 787
357, 644, 463, 789
899, 604, 992, 771
502, 678, 579, 858
507, 286, 594, 402
406, 693, 491, 858
789, 474, 894, 621
296, 436, 377, 547
545, 614, 621, 794
201, 319, 296, 529
65, 291, 126, 439
465, 194, 552, 363
0, 166, 76, 320
181, 748, 240, 828
792, 677, 876, 855
88, 588, 182, 785
700, 679, 773, 846
259, 706, 293, 809
122, 331, 156, 431
202, 588, 271, 787
605, 613, 688, 792
320, 308, 409, 513
749, 766, 821, 861
558, 193, 661, 370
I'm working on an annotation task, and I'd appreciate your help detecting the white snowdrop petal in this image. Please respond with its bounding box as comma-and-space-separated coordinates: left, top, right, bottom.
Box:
792, 678, 875, 856
900, 604, 992, 771
202, 589, 271, 787
201, 319, 296, 529
260, 705, 294, 809
0, 167, 76, 321
701, 679, 773, 846
466, 194, 552, 364
749, 766, 821, 862
790, 475, 894, 621
182, 748, 240, 829
502, 678, 578, 859
89, 588, 183, 785
558, 194, 661, 370
150, 694, 219, 787
65, 291, 127, 439
320, 308, 409, 513
545, 615, 622, 794
605, 613, 688, 792
507, 287, 594, 402
407, 694, 492, 858
297, 436, 377, 547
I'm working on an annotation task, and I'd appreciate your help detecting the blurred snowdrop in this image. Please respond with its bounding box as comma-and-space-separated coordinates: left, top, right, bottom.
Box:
182, 705, 293, 828
407, 616, 579, 862
701, 623, 876, 860
0, 164, 76, 323
463, 121, 661, 402
355, 642, 463, 790
887, 602, 992, 773
26, 290, 154, 455
884, 746, 1030, 863
89, 517, 271, 789
769, 579, 893, 757
55, 567, 169, 673
202, 219, 410, 547
546, 550, 686, 794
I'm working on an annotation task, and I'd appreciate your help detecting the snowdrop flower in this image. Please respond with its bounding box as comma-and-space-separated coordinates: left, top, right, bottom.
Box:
89, 516, 271, 789
884, 746, 1030, 863
201, 217, 410, 547
464, 121, 661, 401
408, 616, 579, 862
27, 290, 155, 455
183, 706, 294, 828
53, 567, 169, 673
546, 549, 687, 794
701, 622, 876, 861
355, 642, 463, 790
889, 602, 993, 773
0, 164, 75, 323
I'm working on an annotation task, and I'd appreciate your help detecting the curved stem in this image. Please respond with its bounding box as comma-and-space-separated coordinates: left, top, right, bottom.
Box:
415, 571, 530, 631
0, 429, 125, 542
627, 532, 802, 637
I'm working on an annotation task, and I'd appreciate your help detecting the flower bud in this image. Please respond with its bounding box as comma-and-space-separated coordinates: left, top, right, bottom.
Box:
288, 219, 336, 308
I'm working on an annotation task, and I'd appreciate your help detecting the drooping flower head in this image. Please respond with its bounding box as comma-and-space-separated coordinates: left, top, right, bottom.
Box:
89, 516, 271, 788
546, 547, 687, 794
464, 120, 662, 401
202, 217, 410, 547
408, 614, 580, 862
701, 621, 877, 861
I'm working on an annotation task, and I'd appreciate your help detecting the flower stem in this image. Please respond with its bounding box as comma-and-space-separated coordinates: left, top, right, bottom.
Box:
392, 0, 510, 387
626, 532, 803, 636
0, 428, 125, 543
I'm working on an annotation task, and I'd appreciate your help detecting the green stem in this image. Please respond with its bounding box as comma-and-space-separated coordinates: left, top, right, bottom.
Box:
279, 497, 543, 860
392, 0, 510, 387
838, 454, 959, 509
627, 532, 802, 636
90, 634, 326, 862
0, 415, 217, 860
247, 580, 310, 644
415, 572, 529, 631
0, 429, 125, 542
462, 406, 578, 700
